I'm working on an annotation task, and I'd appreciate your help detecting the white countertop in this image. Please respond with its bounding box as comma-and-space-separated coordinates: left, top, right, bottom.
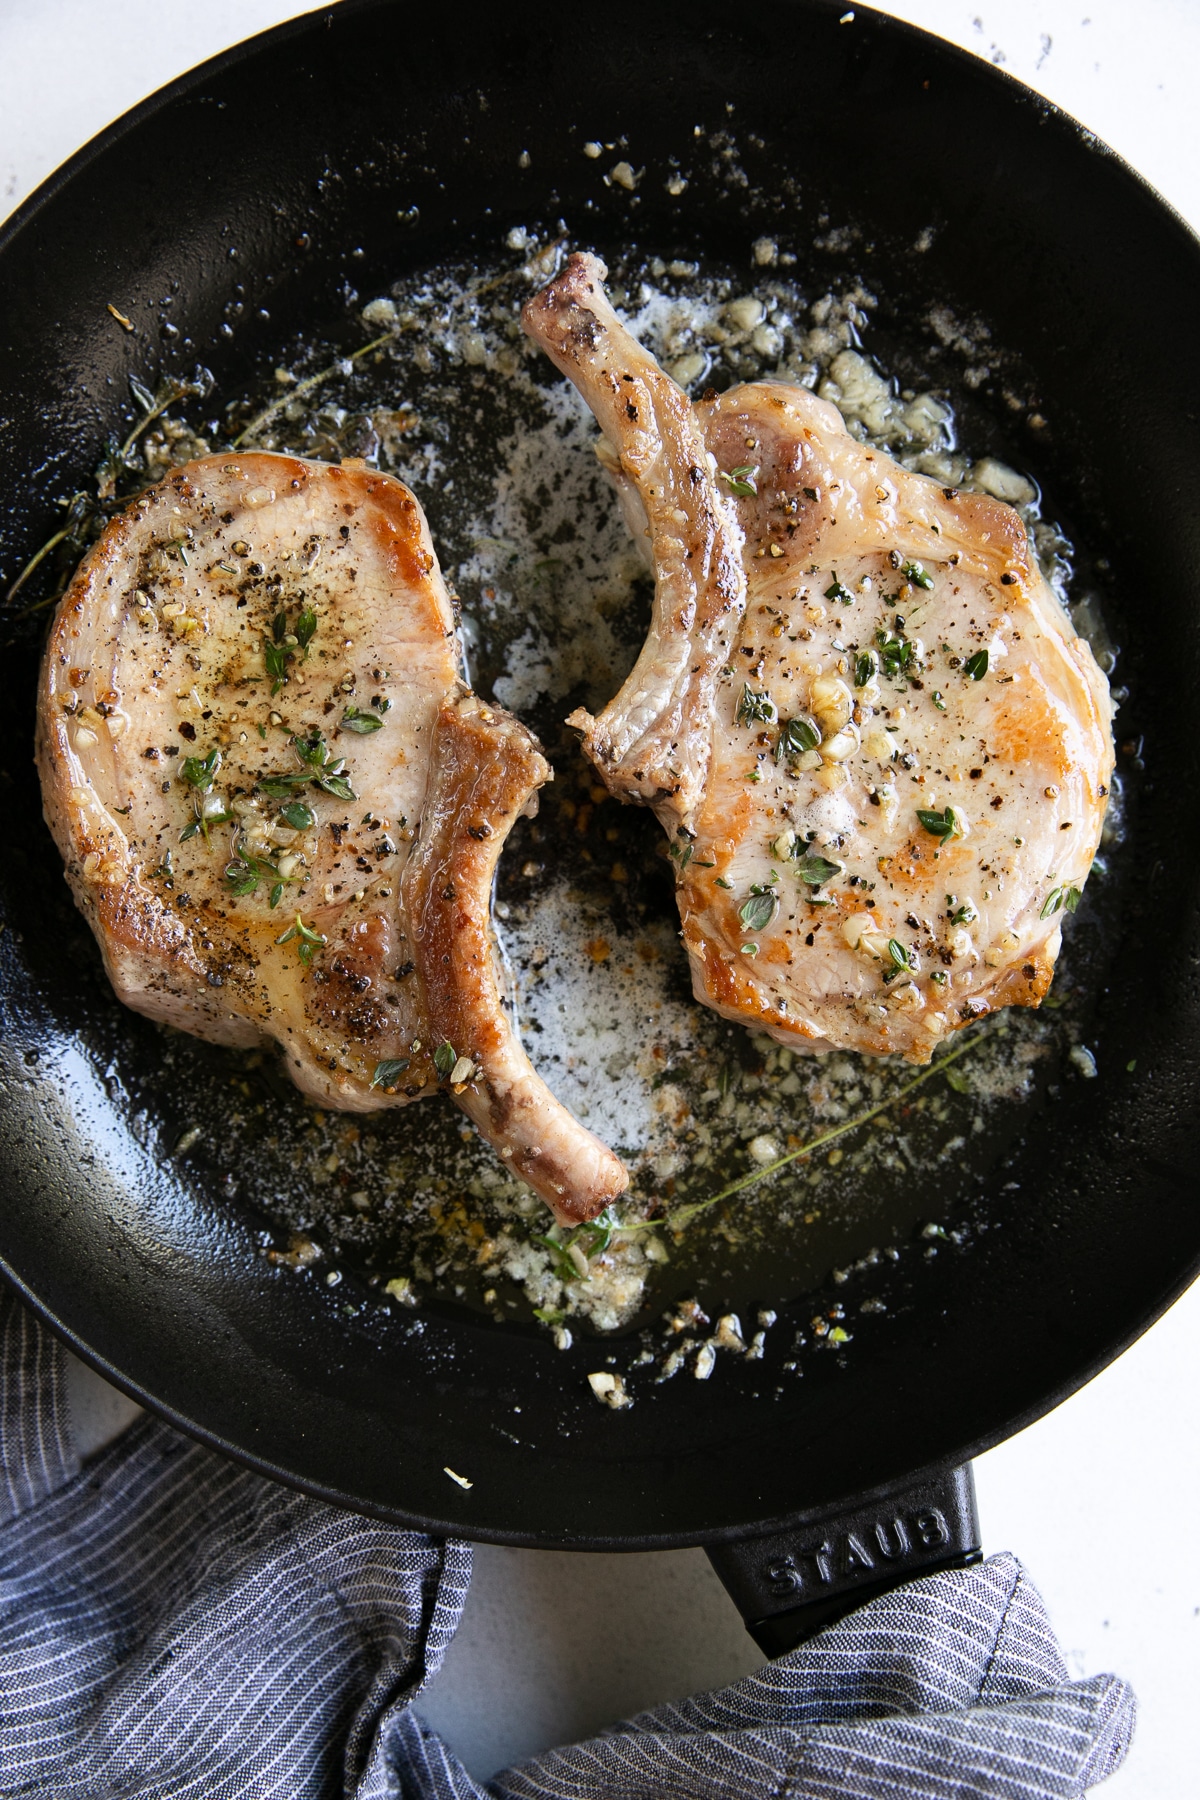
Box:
5, 3, 1198, 1792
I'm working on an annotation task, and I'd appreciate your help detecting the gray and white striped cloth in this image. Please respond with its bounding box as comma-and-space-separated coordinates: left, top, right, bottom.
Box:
0, 1287, 1134, 1798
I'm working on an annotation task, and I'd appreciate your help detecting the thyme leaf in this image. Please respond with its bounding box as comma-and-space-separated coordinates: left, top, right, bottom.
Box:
224, 857, 265, 897
534, 1205, 622, 1286
263, 606, 319, 693
370, 1057, 411, 1090
738, 886, 778, 932
295, 731, 335, 769
578, 1206, 620, 1258
796, 852, 842, 887
341, 704, 384, 734
718, 463, 759, 497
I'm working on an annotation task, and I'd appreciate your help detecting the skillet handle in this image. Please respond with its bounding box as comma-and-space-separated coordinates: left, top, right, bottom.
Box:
705, 1464, 982, 1657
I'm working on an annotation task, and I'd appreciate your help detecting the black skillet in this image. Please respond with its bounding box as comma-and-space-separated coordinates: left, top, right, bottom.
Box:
2, 0, 1199, 1650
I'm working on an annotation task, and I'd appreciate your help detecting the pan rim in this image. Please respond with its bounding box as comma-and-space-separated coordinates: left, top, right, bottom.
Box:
3, 0, 1199, 1547
6, 1244, 1198, 1549
5, 0, 1200, 272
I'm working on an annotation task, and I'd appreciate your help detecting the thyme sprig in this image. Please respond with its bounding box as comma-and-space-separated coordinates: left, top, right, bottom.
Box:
178, 747, 233, 842
232, 331, 396, 448
5, 370, 212, 615
274, 913, 327, 966
875, 626, 917, 680
736, 682, 776, 727
256, 731, 356, 803
6, 313, 395, 618
535, 1207, 621, 1285
264, 604, 318, 694
224, 846, 298, 908
618, 1029, 986, 1239
5, 491, 91, 611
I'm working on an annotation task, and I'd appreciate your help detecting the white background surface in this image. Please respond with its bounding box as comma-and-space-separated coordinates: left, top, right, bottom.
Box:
4, 2, 1199, 1792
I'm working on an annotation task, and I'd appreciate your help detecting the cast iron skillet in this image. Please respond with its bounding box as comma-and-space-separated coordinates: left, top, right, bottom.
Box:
1, 0, 1198, 1608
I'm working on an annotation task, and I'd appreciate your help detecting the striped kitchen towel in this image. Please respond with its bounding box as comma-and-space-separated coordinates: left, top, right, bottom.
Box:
0, 1288, 1134, 1798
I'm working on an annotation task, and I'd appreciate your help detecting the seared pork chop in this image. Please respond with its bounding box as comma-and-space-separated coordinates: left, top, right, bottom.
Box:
36, 452, 627, 1221
524, 255, 1113, 1061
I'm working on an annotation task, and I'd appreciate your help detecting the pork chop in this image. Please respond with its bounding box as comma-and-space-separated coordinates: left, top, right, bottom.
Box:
36, 451, 627, 1221
523, 254, 1114, 1061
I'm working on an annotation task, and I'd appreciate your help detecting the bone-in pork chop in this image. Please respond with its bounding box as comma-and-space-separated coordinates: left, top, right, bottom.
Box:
37, 451, 627, 1221
524, 255, 1113, 1062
